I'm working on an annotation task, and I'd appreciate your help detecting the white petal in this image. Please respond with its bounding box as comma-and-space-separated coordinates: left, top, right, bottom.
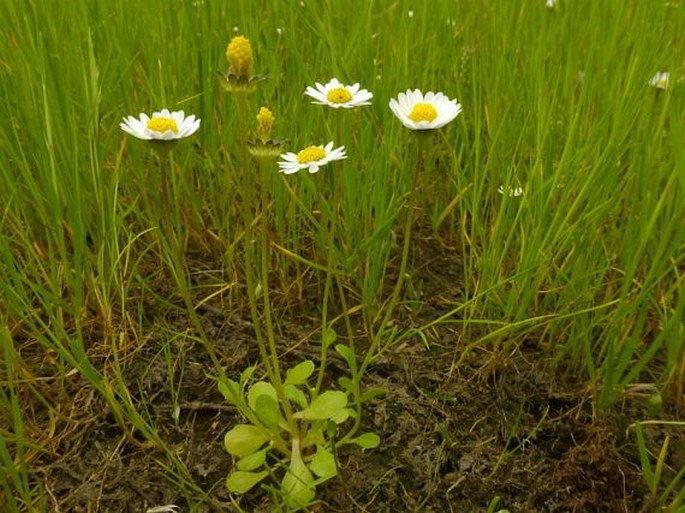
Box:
120, 123, 146, 139
124, 116, 146, 132
357, 90, 373, 102
398, 93, 413, 113
280, 153, 299, 162
411, 89, 424, 104
305, 87, 328, 103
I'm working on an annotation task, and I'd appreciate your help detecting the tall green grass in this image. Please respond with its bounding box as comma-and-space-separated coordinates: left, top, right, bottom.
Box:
1, 0, 683, 509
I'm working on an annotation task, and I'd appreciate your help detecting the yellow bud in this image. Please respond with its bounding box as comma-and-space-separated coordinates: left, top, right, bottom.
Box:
256, 106, 274, 140
226, 35, 253, 76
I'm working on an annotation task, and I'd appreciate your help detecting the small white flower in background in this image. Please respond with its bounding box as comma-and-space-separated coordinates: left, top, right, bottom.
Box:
408, 9, 414, 18
304, 78, 373, 108
278, 142, 347, 175
389, 89, 462, 130
497, 185, 524, 197
232, 26, 239, 33
120, 109, 201, 141
649, 71, 670, 90
146, 506, 180, 513
276, 27, 283, 36
546, 0, 557, 8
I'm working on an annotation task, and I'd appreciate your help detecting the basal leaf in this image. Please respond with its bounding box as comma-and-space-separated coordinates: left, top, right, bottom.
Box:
337, 376, 354, 393
240, 366, 256, 385
218, 378, 242, 406
281, 445, 315, 509
351, 432, 381, 449
224, 424, 269, 457
334, 344, 355, 369
255, 394, 281, 428
294, 390, 347, 420
247, 381, 278, 412
284, 383, 309, 409
236, 447, 268, 471
310, 446, 337, 479
322, 327, 337, 349
225, 470, 268, 494
329, 407, 352, 425
285, 360, 315, 385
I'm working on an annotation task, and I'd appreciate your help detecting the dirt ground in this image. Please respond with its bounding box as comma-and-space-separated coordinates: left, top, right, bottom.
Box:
19, 242, 684, 513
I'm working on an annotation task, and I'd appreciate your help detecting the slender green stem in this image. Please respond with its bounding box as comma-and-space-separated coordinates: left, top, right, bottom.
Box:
313, 193, 337, 397
257, 158, 294, 421
363, 137, 426, 373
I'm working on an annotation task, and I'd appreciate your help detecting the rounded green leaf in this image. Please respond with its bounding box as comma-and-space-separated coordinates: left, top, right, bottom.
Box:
218, 379, 242, 406
236, 447, 268, 471
334, 344, 355, 368
226, 470, 268, 494
284, 383, 309, 409
285, 360, 315, 385
351, 432, 381, 449
294, 390, 348, 420
224, 424, 269, 457
337, 376, 354, 393
322, 327, 337, 349
255, 394, 281, 428
247, 381, 278, 412
310, 446, 337, 479
240, 366, 256, 384
329, 407, 352, 425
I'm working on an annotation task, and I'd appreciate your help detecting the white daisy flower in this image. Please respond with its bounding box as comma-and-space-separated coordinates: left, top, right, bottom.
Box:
120, 109, 200, 141
304, 79, 373, 109
389, 89, 462, 130
545, 0, 557, 8
277, 142, 347, 174
497, 185, 524, 197
649, 71, 670, 90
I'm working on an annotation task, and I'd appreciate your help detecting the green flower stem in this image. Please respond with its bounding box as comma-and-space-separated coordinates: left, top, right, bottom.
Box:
313, 191, 337, 398
257, 157, 295, 422
231, 85, 298, 437
361, 134, 428, 376
339, 135, 429, 447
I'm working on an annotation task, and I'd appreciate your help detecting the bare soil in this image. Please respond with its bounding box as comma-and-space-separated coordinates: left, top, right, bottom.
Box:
17, 241, 684, 513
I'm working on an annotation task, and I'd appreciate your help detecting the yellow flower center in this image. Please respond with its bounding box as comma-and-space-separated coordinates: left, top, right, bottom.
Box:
326, 87, 353, 104
226, 35, 253, 76
146, 117, 179, 133
408, 103, 438, 123
657, 78, 668, 88
297, 146, 326, 163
